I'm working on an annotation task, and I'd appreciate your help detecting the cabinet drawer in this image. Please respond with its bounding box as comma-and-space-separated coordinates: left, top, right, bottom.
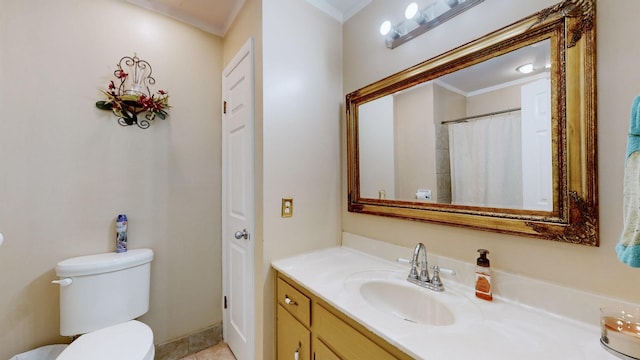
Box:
314, 304, 398, 360
277, 277, 311, 327
277, 305, 311, 360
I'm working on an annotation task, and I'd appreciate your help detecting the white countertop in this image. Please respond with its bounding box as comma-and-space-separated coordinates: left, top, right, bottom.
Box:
272, 246, 619, 360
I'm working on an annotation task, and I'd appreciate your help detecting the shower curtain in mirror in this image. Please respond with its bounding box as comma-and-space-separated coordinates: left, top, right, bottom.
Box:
447, 111, 523, 208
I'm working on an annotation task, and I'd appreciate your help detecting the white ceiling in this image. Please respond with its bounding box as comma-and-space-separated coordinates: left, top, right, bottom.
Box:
440, 39, 551, 94
125, 0, 543, 94
125, 0, 371, 37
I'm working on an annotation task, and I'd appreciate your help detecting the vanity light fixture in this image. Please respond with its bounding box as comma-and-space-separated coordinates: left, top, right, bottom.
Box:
380, 0, 484, 49
516, 63, 535, 74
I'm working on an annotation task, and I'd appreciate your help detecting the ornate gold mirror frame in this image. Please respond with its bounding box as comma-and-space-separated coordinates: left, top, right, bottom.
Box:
346, 0, 597, 245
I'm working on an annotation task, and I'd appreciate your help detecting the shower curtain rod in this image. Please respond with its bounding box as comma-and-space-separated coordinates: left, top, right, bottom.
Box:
441, 107, 521, 125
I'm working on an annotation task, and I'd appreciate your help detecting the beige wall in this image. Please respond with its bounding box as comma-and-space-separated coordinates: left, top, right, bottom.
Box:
395, 85, 436, 200
262, 1, 343, 359
343, 0, 639, 303
467, 77, 544, 116
0, 1, 222, 358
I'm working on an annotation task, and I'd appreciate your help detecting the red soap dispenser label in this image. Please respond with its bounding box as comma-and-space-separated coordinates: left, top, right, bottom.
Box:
475, 272, 492, 301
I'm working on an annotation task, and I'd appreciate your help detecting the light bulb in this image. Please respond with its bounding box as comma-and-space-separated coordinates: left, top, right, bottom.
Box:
405, 2, 427, 25
516, 63, 534, 74
405, 2, 419, 19
380, 20, 392, 36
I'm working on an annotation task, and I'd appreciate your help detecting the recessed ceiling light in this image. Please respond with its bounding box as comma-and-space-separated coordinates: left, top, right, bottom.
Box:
516, 63, 534, 74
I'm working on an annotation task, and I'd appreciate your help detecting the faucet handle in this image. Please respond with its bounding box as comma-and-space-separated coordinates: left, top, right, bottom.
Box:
434, 266, 456, 276
430, 265, 456, 289
431, 266, 443, 287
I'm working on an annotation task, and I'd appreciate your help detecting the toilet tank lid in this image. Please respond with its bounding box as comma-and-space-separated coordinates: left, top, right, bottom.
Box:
56, 249, 154, 277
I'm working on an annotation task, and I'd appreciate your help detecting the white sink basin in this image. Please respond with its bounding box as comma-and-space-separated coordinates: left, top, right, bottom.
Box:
344, 269, 482, 328
360, 280, 454, 325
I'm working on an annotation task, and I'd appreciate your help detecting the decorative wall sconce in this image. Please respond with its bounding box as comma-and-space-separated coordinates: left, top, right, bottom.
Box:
96, 54, 170, 129
380, 0, 484, 49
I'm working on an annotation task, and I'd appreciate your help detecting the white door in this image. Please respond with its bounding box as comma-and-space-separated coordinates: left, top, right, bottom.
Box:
521, 77, 552, 211
222, 39, 254, 360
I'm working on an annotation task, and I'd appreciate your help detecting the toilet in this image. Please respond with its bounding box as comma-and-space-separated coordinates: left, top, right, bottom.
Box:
52, 248, 155, 360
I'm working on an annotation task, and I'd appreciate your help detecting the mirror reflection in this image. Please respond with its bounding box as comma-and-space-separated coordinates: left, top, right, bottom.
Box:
358, 39, 552, 211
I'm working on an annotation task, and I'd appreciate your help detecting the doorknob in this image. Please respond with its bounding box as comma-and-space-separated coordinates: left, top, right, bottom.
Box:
234, 229, 249, 240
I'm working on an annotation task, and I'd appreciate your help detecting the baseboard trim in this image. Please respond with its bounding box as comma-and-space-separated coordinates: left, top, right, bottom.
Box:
155, 322, 223, 360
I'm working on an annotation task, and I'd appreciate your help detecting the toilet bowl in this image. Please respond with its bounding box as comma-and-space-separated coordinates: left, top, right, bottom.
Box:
8, 345, 67, 360
56, 320, 154, 360
9, 322, 153, 360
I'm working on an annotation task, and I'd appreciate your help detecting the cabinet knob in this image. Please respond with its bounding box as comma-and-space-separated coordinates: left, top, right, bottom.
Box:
284, 295, 298, 306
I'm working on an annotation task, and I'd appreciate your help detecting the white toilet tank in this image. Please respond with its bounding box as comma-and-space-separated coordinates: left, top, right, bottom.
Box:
55, 248, 154, 336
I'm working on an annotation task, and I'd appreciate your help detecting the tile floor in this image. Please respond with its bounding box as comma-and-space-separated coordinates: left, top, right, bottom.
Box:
179, 342, 236, 360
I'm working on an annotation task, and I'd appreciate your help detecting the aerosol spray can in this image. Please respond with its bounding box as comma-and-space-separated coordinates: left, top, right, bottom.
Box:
116, 214, 128, 253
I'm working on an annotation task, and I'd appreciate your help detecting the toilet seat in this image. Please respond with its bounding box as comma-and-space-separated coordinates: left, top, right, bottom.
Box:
56, 320, 154, 360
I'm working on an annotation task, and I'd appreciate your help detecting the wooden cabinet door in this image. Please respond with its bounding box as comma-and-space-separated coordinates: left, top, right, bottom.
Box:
277, 304, 310, 360
313, 337, 341, 360
314, 305, 398, 360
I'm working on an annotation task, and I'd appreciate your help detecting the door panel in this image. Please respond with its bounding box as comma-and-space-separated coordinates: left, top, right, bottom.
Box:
222, 38, 254, 360
521, 77, 552, 211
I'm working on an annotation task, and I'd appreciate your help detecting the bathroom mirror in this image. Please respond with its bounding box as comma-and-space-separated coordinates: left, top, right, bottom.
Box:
346, 0, 598, 245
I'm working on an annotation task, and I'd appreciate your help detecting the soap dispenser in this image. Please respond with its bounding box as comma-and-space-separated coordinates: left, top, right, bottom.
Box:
475, 249, 492, 301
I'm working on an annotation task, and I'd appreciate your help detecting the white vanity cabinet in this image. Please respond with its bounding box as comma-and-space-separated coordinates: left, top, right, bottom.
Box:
275, 272, 412, 360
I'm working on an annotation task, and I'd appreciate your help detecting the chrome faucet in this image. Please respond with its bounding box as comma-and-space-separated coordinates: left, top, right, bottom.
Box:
406, 242, 455, 292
